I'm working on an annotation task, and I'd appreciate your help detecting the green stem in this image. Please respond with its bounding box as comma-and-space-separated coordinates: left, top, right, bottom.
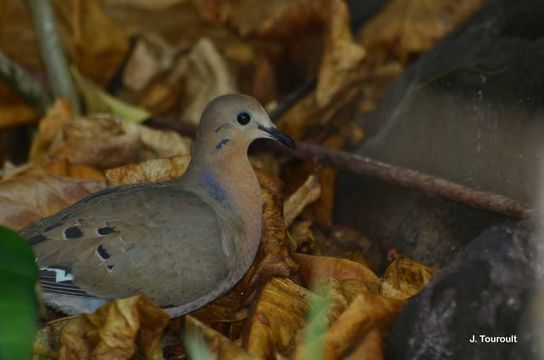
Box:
25, 0, 80, 114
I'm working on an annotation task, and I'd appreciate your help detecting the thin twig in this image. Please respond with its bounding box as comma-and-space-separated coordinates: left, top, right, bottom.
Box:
0, 51, 51, 114
25, 0, 80, 114
293, 142, 532, 219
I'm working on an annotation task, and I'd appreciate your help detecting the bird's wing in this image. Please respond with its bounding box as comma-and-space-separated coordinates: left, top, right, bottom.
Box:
22, 183, 232, 307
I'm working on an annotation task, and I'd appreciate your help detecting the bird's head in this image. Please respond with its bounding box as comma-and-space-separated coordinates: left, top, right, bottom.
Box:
194, 94, 295, 157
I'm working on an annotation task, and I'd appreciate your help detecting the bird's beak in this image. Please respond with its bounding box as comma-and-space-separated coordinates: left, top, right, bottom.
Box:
258, 125, 296, 149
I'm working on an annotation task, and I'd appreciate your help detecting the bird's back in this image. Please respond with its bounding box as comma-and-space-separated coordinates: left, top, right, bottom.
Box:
22, 181, 239, 315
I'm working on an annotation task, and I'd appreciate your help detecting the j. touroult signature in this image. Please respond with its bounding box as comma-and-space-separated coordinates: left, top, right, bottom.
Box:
469, 335, 517, 343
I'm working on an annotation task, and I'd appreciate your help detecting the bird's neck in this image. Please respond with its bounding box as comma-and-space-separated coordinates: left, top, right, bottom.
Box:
184, 147, 263, 254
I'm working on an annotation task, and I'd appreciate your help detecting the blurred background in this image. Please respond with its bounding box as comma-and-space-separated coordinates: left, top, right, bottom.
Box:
0, 0, 543, 359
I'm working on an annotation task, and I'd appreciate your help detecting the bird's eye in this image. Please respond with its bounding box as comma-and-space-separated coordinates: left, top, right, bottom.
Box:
237, 112, 251, 125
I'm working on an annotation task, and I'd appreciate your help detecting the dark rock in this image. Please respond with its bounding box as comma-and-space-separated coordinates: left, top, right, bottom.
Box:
359, 0, 544, 204
386, 220, 544, 360
336, 0, 544, 266
335, 175, 504, 270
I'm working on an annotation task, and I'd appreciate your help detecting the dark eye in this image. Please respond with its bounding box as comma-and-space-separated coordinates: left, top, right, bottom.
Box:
237, 112, 251, 125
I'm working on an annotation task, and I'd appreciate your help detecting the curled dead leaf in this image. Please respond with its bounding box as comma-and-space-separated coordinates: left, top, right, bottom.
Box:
179, 38, 238, 126
242, 170, 298, 291
289, 220, 316, 253
316, 0, 365, 107
359, 0, 486, 59
0, 0, 43, 73
0, 159, 105, 230
29, 99, 75, 161
53, 0, 129, 86
185, 316, 253, 360
193, 0, 325, 38
105, 155, 190, 186
29, 100, 191, 169
293, 253, 380, 303
191, 290, 248, 327
0, 81, 38, 129
243, 278, 310, 358
381, 257, 438, 300
297, 292, 404, 360
58, 295, 169, 360
343, 328, 382, 360
104, 0, 191, 11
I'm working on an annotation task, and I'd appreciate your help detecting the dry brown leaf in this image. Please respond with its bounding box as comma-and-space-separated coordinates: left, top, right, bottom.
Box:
381, 257, 438, 300
293, 253, 380, 303
105, 155, 190, 186
313, 134, 344, 226
30, 99, 192, 169
53, 0, 129, 86
104, 0, 191, 11
319, 293, 404, 359
277, 92, 320, 141
58, 295, 169, 360
0, 0, 43, 73
178, 38, 238, 126
343, 328, 383, 360
194, 0, 363, 107
359, 0, 485, 59
241, 170, 298, 291
193, 0, 325, 38
277, 84, 359, 144
292, 280, 349, 360
284, 175, 321, 226
0, 159, 105, 230
248, 153, 280, 178
191, 290, 248, 326
185, 316, 254, 359
29, 99, 75, 161
33, 317, 72, 359
0, 82, 39, 128
289, 220, 316, 253
316, 0, 365, 107
130, 120, 193, 159
123, 33, 179, 93
314, 165, 336, 227
243, 278, 310, 358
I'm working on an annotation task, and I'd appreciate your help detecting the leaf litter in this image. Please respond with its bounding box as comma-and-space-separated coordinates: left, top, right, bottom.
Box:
0, 0, 486, 358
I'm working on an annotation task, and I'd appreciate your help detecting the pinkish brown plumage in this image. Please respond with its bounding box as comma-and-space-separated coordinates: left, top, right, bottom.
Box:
21, 94, 295, 317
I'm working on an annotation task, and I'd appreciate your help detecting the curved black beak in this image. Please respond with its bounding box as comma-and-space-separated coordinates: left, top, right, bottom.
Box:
259, 125, 296, 149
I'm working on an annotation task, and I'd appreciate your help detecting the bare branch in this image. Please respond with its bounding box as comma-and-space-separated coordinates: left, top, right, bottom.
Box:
293, 142, 532, 219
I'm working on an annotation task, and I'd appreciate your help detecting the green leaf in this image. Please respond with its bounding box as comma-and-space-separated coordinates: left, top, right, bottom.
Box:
299, 284, 331, 360
183, 329, 212, 360
0, 226, 39, 360
71, 67, 151, 123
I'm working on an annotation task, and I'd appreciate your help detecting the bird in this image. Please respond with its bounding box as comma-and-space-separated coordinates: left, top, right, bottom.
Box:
20, 94, 295, 318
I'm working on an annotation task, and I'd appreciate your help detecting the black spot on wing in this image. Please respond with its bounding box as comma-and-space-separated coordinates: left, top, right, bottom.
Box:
64, 226, 83, 239
28, 234, 47, 246
106, 265, 114, 271
97, 226, 115, 236
96, 244, 111, 260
